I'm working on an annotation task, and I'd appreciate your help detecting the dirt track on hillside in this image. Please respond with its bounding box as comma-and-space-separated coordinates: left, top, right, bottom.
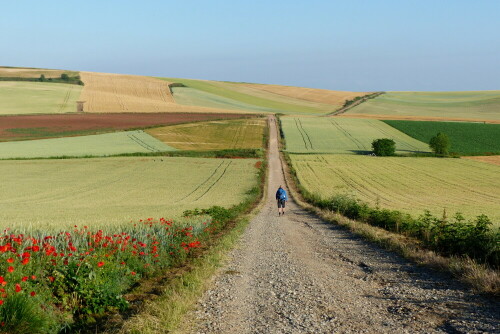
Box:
188, 116, 499, 333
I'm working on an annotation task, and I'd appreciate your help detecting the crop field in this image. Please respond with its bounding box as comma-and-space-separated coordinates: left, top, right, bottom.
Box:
281, 116, 430, 154
0, 130, 176, 159
345, 91, 500, 122
463, 155, 500, 166
147, 118, 266, 150
0, 112, 254, 142
0, 81, 82, 115
0, 156, 259, 229
80, 72, 244, 114
384, 120, 500, 155
289, 154, 500, 223
162, 78, 338, 115
0, 66, 79, 79
239, 83, 367, 108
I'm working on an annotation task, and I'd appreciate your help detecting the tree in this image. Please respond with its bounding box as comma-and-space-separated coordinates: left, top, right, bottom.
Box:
429, 132, 450, 155
372, 138, 396, 156
60, 73, 69, 81
39, 74, 46, 82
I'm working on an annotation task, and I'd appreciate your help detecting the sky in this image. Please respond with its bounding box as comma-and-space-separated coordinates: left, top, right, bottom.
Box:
1, 0, 499, 91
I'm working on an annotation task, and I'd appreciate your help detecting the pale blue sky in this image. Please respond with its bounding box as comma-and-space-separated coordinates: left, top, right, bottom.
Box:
1, 1, 499, 91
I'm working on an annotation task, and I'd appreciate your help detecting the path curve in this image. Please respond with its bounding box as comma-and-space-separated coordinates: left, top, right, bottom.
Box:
190, 116, 498, 333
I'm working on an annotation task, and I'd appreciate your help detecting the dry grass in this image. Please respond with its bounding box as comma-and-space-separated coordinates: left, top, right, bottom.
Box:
0, 66, 78, 78
337, 113, 500, 124
463, 155, 500, 166
241, 83, 368, 108
80, 72, 245, 114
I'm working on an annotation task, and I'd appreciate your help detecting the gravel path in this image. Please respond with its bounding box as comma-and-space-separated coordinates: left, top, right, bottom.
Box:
190, 116, 499, 334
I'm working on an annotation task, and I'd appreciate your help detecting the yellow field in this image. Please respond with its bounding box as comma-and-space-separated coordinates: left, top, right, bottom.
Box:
80, 72, 243, 114
290, 154, 500, 223
148, 118, 266, 150
0, 66, 78, 78
240, 83, 368, 108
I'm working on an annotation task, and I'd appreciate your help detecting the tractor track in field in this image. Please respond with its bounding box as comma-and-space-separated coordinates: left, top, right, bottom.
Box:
187, 115, 499, 334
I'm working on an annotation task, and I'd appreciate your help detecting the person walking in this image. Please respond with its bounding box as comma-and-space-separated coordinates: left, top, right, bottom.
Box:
276, 185, 288, 216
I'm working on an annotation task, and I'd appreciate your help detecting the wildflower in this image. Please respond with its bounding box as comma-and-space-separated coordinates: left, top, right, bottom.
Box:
0, 300, 3, 306
97, 261, 105, 267
15, 284, 22, 293
6, 258, 13, 264
22, 276, 28, 282
48, 276, 55, 282
30, 291, 36, 297
7, 266, 14, 273
21, 258, 30, 265
31, 275, 36, 280
130, 271, 136, 276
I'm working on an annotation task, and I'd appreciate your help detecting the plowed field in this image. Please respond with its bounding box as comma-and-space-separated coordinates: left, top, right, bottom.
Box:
0, 113, 252, 141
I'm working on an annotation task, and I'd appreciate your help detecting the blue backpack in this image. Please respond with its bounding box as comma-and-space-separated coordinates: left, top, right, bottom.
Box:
278, 188, 287, 200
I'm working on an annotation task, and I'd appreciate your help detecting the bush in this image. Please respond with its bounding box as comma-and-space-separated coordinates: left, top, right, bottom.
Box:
372, 138, 396, 156
60, 73, 69, 81
38, 75, 46, 82
429, 132, 450, 155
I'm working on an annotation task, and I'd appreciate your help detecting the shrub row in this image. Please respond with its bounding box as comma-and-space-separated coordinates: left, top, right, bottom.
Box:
303, 191, 499, 267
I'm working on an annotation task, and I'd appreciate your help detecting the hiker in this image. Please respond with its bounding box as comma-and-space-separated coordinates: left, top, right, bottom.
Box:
276, 185, 288, 216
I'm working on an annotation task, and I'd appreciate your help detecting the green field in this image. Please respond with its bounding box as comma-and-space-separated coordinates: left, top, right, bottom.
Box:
290, 154, 500, 223
346, 91, 500, 121
0, 156, 259, 229
281, 117, 430, 154
0, 130, 175, 159
147, 118, 266, 151
384, 120, 500, 155
0, 81, 82, 115
162, 78, 329, 115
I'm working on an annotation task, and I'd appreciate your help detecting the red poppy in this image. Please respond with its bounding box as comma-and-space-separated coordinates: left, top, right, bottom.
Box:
15, 284, 22, 293
130, 271, 136, 276
30, 291, 36, 297
6, 258, 13, 264
21, 258, 30, 265
97, 261, 104, 267
48, 276, 55, 282
21, 276, 28, 282
31, 275, 36, 280
7, 266, 14, 273
0, 300, 3, 305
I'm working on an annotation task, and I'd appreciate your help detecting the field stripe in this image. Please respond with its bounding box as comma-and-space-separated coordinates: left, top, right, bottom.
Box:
329, 119, 366, 150
294, 118, 310, 150
176, 161, 226, 203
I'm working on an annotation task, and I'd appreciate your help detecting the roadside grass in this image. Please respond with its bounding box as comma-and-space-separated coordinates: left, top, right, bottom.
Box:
159, 77, 325, 115
384, 120, 500, 155
346, 91, 500, 121
280, 116, 429, 154
0, 82, 83, 115
147, 118, 266, 151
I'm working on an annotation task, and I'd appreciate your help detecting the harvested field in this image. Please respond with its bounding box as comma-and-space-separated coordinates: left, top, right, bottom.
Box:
462, 155, 500, 166
148, 118, 266, 150
0, 112, 253, 141
280, 116, 429, 154
290, 154, 500, 223
345, 91, 500, 122
240, 83, 368, 108
0, 157, 259, 229
0, 81, 82, 115
80, 72, 246, 114
0, 130, 176, 159
0, 66, 78, 79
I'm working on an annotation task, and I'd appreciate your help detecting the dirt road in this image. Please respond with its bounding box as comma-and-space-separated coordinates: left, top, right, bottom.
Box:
190, 116, 498, 333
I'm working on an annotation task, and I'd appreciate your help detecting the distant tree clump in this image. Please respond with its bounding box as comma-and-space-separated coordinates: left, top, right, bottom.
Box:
60, 73, 69, 81
372, 138, 396, 156
39, 74, 46, 82
429, 132, 450, 156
